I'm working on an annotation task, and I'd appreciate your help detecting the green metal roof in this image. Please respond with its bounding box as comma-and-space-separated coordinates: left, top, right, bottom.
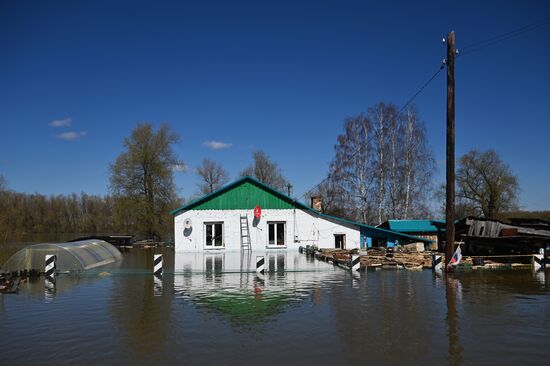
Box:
171, 176, 433, 244
380, 220, 443, 233
171, 176, 299, 213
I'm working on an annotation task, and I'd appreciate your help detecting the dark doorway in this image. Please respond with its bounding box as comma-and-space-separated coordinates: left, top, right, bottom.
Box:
334, 234, 346, 249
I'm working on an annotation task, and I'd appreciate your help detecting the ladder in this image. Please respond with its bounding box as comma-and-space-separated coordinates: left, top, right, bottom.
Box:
240, 215, 251, 251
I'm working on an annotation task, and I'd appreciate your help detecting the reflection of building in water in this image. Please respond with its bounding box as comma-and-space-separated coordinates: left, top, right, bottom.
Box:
173, 250, 343, 325
172, 177, 431, 252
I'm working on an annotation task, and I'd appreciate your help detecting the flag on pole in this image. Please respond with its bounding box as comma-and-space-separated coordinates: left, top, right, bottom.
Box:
447, 245, 462, 269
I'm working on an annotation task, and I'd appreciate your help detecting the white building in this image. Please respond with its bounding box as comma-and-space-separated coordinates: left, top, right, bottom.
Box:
172, 177, 430, 252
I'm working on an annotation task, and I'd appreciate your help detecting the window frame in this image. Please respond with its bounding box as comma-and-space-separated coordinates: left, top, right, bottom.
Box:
267, 221, 286, 248
204, 221, 225, 249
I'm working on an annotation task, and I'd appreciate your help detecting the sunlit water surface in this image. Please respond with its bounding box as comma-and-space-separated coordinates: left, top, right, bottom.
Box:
1, 247, 549, 365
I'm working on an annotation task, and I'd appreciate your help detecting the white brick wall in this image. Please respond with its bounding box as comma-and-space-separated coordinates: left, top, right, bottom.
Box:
174, 208, 360, 252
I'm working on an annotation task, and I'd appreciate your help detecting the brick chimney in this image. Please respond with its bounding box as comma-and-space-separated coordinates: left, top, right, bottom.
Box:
310, 195, 323, 212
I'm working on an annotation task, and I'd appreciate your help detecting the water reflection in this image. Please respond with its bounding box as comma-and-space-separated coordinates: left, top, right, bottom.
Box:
108, 248, 175, 357
445, 274, 464, 366
1, 248, 550, 365
173, 250, 345, 328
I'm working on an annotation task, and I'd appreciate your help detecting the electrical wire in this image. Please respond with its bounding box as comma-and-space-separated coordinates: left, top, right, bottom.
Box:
299, 16, 550, 202
297, 63, 445, 201
459, 15, 550, 57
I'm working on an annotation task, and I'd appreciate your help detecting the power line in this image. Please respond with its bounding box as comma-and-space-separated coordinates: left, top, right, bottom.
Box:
459, 15, 550, 57
297, 63, 445, 202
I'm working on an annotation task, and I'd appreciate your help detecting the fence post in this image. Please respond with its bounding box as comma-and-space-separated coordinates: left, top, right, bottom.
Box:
532, 254, 543, 271
351, 255, 361, 272
256, 256, 265, 274
154, 254, 163, 276
432, 254, 442, 271
45, 254, 56, 279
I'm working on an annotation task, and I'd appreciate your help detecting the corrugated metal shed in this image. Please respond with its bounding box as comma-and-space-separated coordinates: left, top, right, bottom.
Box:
378, 220, 443, 233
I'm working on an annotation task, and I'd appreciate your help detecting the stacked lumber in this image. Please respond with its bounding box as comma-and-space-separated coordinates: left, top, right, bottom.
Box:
360, 250, 430, 269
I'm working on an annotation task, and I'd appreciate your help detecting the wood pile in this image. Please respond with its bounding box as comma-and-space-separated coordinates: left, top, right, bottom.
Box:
318, 248, 435, 269
361, 249, 431, 269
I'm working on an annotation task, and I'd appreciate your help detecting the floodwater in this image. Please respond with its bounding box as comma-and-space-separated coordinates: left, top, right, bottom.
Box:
1, 247, 550, 366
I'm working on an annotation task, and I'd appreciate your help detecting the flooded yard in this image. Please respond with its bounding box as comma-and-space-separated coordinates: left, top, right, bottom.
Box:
1, 247, 550, 365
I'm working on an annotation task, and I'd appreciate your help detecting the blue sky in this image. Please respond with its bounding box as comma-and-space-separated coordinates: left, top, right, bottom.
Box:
1, 0, 549, 210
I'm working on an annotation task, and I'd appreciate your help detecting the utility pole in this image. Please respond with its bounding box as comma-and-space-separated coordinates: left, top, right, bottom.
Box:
445, 31, 456, 270
287, 183, 292, 197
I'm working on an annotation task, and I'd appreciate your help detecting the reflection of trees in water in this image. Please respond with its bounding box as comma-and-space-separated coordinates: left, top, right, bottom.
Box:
327, 272, 446, 364
109, 249, 174, 356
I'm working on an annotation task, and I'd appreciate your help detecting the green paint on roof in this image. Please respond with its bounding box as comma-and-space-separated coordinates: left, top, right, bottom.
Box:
171, 176, 299, 214
383, 220, 443, 233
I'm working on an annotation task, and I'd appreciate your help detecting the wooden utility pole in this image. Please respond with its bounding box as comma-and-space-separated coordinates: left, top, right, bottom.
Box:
445, 31, 456, 270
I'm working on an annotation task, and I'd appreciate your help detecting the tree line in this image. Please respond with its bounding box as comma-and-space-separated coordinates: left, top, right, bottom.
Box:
0, 101, 523, 243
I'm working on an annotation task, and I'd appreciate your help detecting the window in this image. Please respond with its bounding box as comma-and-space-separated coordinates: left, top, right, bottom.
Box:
205, 222, 224, 247
268, 222, 286, 246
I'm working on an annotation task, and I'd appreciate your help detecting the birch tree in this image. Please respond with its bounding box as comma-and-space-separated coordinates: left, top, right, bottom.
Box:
328, 103, 434, 224
400, 106, 435, 219
329, 114, 376, 223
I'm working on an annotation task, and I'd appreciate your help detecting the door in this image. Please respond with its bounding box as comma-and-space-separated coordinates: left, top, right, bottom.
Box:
334, 234, 346, 249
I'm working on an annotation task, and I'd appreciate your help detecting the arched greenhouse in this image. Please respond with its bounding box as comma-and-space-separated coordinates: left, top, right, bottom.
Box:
2, 239, 122, 272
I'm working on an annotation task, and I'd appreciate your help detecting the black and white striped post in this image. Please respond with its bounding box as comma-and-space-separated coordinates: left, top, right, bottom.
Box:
44, 254, 56, 301
45, 254, 56, 279
532, 253, 543, 271
154, 254, 163, 276
256, 256, 265, 275
153, 254, 163, 296
351, 255, 361, 272
432, 254, 442, 271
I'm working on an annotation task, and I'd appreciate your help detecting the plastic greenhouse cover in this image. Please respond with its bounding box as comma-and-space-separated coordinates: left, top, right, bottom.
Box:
2, 239, 122, 272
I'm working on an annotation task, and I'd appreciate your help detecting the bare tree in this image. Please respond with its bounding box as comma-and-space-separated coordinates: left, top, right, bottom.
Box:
0, 174, 6, 192
329, 103, 435, 224
456, 149, 519, 218
306, 175, 355, 220
368, 102, 398, 224
400, 106, 435, 219
240, 150, 289, 192
196, 158, 229, 195
330, 114, 376, 223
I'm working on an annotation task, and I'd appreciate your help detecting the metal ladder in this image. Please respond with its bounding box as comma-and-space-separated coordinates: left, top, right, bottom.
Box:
240, 215, 251, 251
